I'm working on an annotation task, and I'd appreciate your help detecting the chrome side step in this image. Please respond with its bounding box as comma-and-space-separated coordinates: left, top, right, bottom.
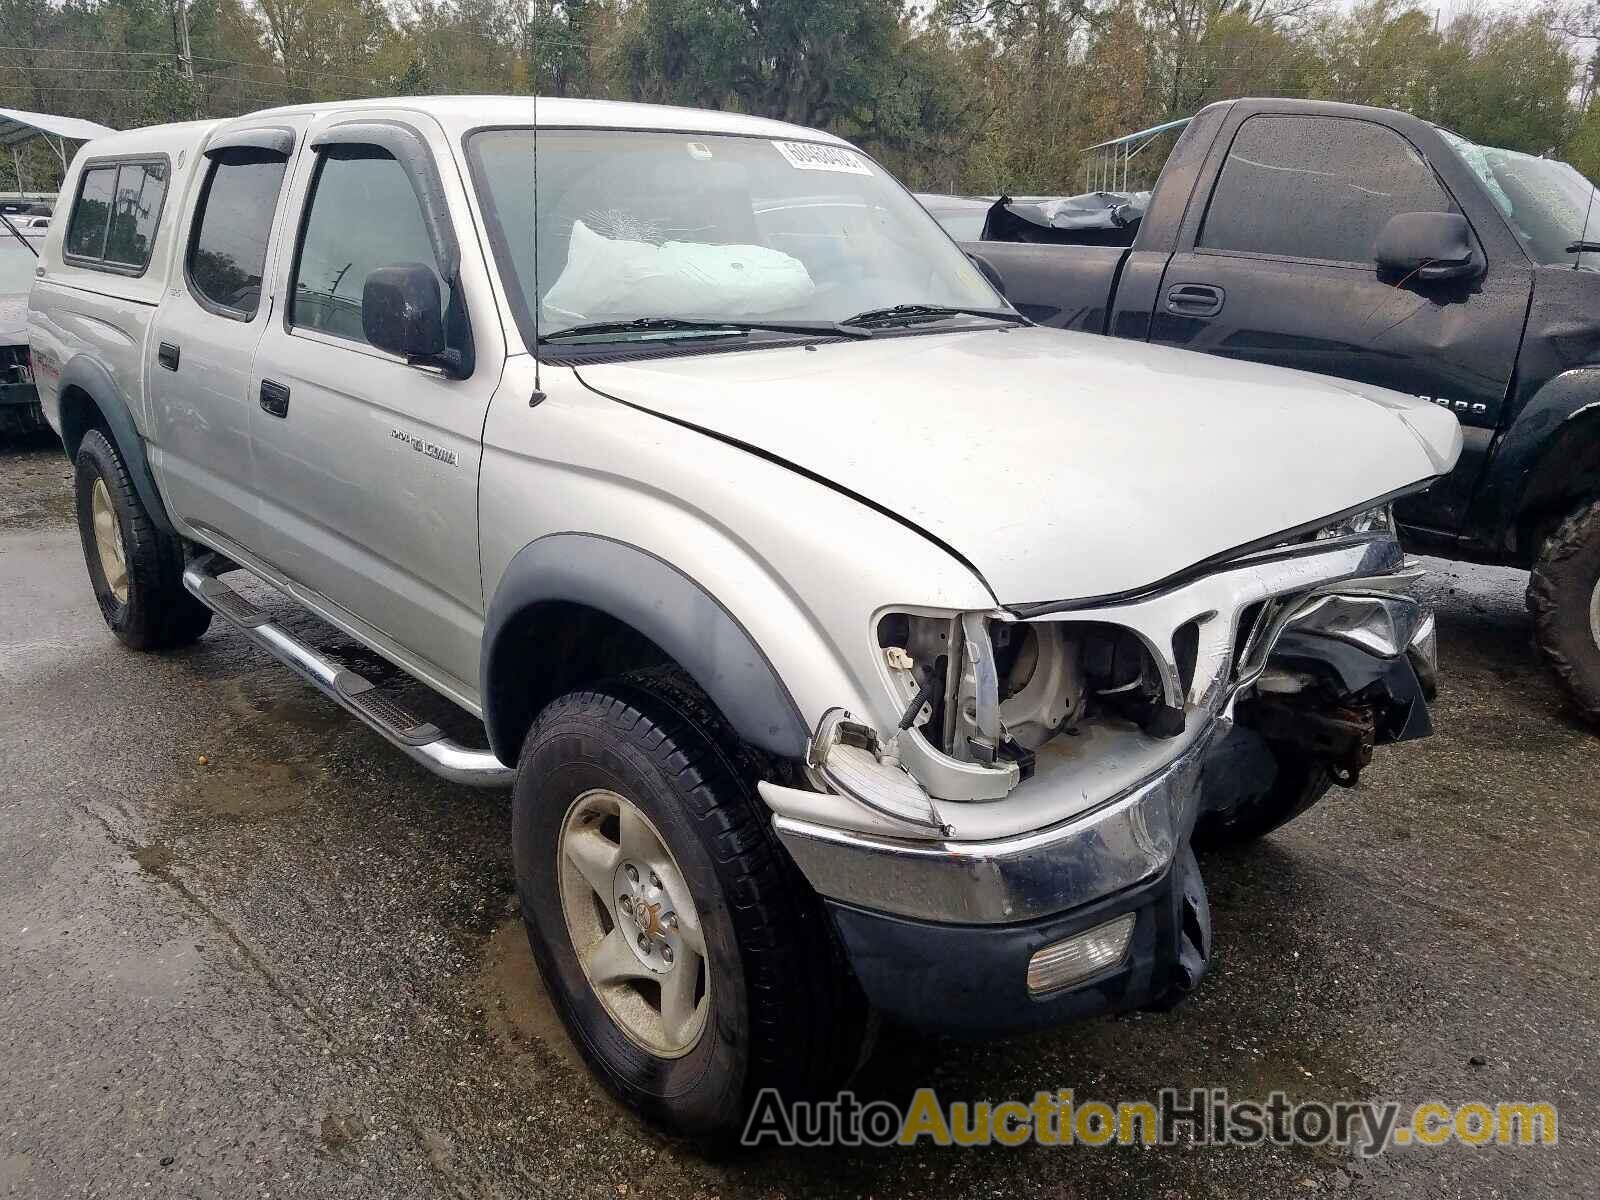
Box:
182, 561, 514, 788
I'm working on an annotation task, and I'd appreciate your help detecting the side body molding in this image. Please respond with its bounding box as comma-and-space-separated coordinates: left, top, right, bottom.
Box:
57, 354, 175, 534
480, 533, 811, 763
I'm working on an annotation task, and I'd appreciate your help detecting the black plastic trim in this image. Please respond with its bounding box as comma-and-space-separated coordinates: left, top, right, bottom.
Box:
203, 125, 295, 159
480, 532, 810, 762
57, 354, 174, 534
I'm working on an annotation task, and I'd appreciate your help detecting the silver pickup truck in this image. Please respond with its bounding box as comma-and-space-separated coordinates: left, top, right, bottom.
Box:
29, 96, 1458, 1138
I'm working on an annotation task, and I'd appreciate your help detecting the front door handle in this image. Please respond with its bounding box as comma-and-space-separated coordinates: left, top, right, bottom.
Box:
260, 379, 290, 418
1165, 283, 1225, 317
157, 342, 180, 371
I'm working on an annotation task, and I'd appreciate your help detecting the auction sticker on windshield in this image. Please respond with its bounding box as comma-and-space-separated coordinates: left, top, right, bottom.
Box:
773, 140, 872, 176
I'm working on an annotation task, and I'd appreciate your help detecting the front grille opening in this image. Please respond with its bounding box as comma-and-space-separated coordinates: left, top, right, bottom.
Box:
1171, 620, 1199, 697
1233, 601, 1267, 674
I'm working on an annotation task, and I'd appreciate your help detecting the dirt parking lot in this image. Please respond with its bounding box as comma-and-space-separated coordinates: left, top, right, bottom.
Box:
3, 430, 1597, 1198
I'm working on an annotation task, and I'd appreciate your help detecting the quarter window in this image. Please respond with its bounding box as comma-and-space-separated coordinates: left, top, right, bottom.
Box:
187, 151, 288, 319
291, 148, 449, 346
1199, 116, 1455, 264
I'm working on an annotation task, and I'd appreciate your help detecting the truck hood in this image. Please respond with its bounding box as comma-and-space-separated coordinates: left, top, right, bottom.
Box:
574, 326, 1461, 604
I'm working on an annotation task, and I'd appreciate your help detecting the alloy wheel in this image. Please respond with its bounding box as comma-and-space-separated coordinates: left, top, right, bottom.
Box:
557, 788, 710, 1057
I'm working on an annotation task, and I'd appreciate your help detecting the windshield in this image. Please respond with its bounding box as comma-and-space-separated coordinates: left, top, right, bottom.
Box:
1438, 128, 1600, 267
466, 128, 1004, 345
0, 237, 36, 294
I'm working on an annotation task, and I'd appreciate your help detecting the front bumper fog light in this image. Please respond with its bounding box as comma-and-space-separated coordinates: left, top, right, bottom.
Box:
1026, 913, 1136, 996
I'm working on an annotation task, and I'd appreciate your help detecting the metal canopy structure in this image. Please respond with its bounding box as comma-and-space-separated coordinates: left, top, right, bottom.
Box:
1081, 115, 1192, 192
0, 107, 116, 196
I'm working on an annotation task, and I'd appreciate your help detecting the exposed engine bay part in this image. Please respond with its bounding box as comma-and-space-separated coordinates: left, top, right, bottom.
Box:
877, 610, 1186, 783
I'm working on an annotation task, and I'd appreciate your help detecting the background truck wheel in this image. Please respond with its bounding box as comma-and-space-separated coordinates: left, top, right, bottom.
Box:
512, 671, 869, 1140
1193, 754, 1332, 848
1528, 498, 1600, 725
73, 427, 212, 651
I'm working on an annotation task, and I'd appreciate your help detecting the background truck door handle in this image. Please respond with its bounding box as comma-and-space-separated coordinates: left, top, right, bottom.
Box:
260, 379, 291, 418
1165, 284, 1225, 317
157, 342, 180, 371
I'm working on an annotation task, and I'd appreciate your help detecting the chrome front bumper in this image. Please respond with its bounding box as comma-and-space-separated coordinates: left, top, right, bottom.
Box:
773, 726, 1214, 925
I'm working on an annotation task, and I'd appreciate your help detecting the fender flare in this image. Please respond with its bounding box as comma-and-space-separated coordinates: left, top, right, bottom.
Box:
1470, 366, 1600, 550
480, 533, 810, 763
57, 354, 176, 535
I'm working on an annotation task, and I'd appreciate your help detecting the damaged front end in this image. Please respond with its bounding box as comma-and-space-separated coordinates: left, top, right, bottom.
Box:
767, 507, 1438, 1034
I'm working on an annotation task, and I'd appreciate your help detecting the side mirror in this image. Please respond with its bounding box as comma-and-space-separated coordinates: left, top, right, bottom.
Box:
966, 250, 1008, 298
1374, 212, 1481, 284
363, 262, 447, 362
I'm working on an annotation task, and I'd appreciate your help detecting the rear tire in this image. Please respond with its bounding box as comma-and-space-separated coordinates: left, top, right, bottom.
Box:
73, 428, 211, 650
1528, 498, 1600, 724
512, 671, 869, 1139
1193, 754, 1333, 848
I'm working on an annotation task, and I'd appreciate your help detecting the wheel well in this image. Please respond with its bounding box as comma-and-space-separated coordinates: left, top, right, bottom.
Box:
1515, 411, 1600, 562
56, 383, 109, 460
485, 601, 677, 760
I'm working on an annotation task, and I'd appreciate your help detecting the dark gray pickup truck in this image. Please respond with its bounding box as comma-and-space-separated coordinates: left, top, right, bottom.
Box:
936, 97, 1600, 722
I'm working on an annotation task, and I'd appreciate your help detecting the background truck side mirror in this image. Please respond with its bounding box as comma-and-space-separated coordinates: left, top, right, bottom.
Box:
1374, 212, 1482, 284
363, 263, 447, 362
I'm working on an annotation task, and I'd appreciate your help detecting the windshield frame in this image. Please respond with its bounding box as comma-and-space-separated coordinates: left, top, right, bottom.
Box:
461, 123, 1008, 357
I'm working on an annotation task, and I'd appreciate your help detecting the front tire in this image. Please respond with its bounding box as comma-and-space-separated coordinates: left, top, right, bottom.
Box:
73, 428, 211, 650
512, 673, 868, 1139
1528, 498, 1600, 724
1193, 754, 1333, 849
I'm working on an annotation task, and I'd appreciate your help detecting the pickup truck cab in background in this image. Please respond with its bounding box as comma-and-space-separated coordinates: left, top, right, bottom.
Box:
30, 97, 1455, 1139
948, 97, 1600, 723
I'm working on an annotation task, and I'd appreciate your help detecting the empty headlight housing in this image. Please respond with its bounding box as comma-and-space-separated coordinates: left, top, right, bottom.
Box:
1312, 503, 1395, 541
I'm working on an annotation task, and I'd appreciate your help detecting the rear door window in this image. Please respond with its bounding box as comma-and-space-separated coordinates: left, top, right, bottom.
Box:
187, 152, 289, 319
1199, 116, 1454, 265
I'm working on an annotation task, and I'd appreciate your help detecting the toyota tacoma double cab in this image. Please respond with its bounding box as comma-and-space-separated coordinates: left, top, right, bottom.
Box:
946, 97, 1600, 723
30, 97, 1455, 1138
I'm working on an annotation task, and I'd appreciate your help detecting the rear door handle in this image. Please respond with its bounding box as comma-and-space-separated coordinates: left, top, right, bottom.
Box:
157, 342, 180, 371
260, 379, 290, 418
1165, 283, 1225, 317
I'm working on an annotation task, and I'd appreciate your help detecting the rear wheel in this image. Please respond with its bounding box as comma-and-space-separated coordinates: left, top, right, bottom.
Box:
73, 428, 211, 650
1528, 498, 1600, 724
512, 672, 869, 1139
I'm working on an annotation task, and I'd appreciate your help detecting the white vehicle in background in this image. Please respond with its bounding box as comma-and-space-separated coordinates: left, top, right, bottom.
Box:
29, 97, 1456, 1138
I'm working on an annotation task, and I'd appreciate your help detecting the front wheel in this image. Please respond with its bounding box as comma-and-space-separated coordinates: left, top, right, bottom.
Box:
512, 673, 869, 1139
73, 428, 211, 650
1193, 754, 1333, 849
1528, 498, 1600, 724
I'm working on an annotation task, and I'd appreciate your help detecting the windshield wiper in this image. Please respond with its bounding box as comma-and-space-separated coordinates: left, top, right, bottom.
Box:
1566, 241, 1600, 253
840, 303, 1028, 330
541, 316, 869, 343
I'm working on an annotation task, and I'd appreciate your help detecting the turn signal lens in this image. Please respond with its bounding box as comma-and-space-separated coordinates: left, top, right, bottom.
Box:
1026, 913, 1136, 996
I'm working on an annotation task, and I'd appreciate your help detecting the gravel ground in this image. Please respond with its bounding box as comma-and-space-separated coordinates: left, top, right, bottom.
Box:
2, 430, 1596, 1198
